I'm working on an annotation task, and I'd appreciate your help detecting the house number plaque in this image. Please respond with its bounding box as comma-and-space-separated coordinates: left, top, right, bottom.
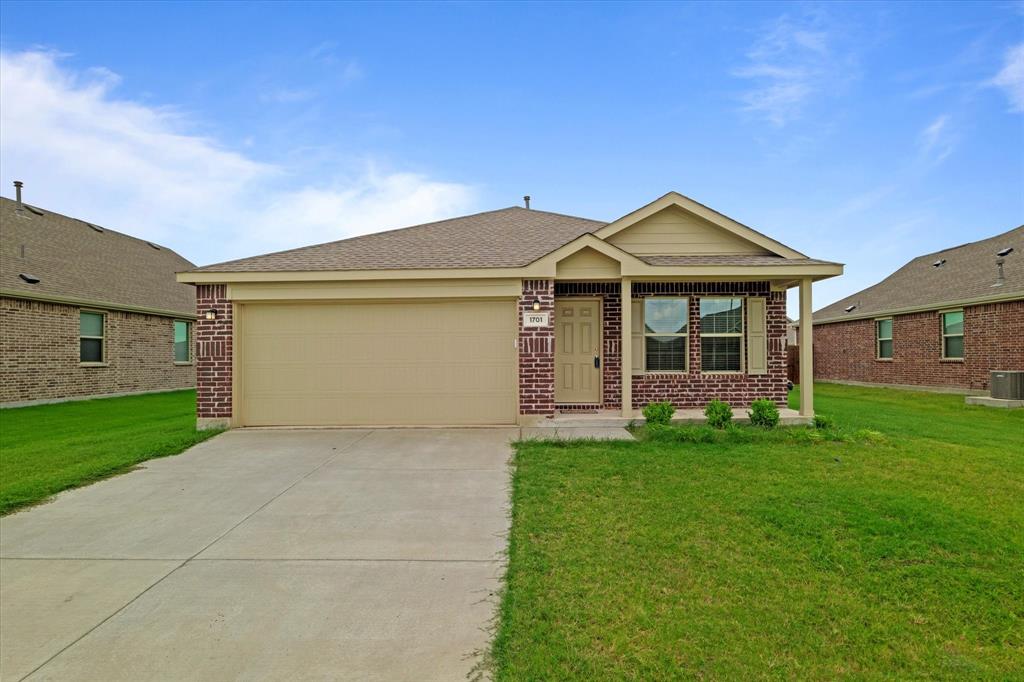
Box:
523, 312, 550, 327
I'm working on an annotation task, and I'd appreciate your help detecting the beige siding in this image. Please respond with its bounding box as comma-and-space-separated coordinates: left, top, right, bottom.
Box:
607, 206, 772, 256
555, 247, 621, 280
238, 300, 517, 426
228, 278, 521, 301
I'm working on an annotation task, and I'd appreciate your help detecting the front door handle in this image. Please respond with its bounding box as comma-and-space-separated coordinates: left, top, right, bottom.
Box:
594, 356, 601, 369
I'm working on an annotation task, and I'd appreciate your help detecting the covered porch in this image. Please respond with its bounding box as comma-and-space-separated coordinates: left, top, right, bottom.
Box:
532, 275, 817, 420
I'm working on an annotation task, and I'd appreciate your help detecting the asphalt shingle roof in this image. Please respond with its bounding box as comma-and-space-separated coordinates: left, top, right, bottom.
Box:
190, 207, 606, 272
813, 225, 1024, 323
1, 197, 196, 316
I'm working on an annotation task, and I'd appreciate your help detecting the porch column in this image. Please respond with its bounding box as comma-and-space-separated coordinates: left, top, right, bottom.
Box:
620, 277, 632, 418
799, 277, 814, 417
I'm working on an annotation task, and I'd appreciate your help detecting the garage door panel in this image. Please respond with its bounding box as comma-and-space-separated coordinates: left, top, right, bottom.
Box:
240, 301, 516, 426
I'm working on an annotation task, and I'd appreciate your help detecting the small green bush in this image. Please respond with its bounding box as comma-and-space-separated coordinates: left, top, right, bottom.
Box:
642, 401, 676, 426
813, 414, 836, 430
704, 399, 733, 429
748, 398, 780, 429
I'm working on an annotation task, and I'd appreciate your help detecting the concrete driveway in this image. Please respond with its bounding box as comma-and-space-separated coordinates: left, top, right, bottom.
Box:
0, 428, 514, 681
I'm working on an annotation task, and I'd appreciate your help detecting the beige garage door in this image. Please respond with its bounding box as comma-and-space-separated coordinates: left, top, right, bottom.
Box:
239, 300, 517, 426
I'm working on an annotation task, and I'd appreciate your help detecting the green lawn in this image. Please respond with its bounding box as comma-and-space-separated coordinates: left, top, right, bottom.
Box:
0, 390, 220, 515
493, 384, 1023, 680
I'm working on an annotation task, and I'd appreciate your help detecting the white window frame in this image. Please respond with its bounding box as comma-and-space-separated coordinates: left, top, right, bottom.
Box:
642, 297, 688, 373
876, 317, 893, 360
940, 309, 964, 360
173, 319, 192, 364
79, 310, 106, 365
699, 297, 744, 374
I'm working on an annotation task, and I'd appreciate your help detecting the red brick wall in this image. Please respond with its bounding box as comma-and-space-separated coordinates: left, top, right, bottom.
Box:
0, 296, 195, 405
195, 284, 233, 418
813, 299, 1024, 391
548, 281, 789, 412
519, 280, 555, 414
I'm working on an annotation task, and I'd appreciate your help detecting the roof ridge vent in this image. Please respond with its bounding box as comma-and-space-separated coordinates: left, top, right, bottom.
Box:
932, 259, 946, 267
146, 241, 161, 250
24, 205, 43, 217
84, 221, 104, 233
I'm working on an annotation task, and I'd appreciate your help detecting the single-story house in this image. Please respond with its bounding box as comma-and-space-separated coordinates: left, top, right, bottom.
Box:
0, 187, 197, 407
811, 225, 1023, 392
177, 192, 843, 429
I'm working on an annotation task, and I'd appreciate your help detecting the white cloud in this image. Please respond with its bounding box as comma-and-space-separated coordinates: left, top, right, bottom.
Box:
732, 14, 856, 126
988, 43, 1024, 112
919, 114, 956, 164
0, 50, 475, 265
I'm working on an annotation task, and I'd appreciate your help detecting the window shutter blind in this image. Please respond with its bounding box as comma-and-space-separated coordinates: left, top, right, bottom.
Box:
631, 298, 644, 374
746, 296, 767, 375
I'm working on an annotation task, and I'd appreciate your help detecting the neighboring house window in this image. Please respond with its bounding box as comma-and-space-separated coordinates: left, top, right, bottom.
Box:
644, 298, 688, 371
876, 318, 893, 359
174, 320, 191, 363
80, 311, 105, 363
941, 311, 964, 359
700, 298, 743, 372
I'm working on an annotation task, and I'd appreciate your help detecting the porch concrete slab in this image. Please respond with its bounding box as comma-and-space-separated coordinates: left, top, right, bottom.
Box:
1, 559, 179, 681
198, 467, 510, 561
0, 430, 372, 560
519, 427, 635, 440
25, 559, 501, 682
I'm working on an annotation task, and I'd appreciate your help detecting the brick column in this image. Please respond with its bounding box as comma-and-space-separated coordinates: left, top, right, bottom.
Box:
195, 284, 233, 429
519, 279, 555, 416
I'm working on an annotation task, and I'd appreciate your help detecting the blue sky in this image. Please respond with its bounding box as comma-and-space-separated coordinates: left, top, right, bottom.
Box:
1, 1, 1022, 316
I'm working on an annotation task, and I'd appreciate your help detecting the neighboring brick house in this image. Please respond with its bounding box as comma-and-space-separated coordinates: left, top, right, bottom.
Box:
178, 192, 842, 429
0, 190, 197, 406
810, 225, 1023, 393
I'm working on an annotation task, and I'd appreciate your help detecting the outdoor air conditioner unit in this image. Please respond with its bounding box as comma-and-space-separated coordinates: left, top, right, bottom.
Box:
990, 370, 1024, 400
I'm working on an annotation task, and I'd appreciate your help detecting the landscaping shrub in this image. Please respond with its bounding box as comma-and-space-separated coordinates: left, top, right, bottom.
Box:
704, 399, 733, 429
748, 398, 780, 429
813, 414, 836, 430
642, 401, 676, 426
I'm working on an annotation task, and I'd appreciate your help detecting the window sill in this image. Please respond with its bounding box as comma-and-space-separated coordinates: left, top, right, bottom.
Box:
875, 358, 893, 362
701, 371, 744, 375
641, 370, 689, 376
940, 358, 964, 363
174, 361, 194, 366
80, 362, 108, 368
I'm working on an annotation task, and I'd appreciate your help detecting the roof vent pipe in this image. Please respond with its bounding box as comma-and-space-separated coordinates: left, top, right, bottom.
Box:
523, 195, 531, 209
13, 180, 23, 205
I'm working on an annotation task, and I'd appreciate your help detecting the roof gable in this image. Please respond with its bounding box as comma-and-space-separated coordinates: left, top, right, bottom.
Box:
594, 192, 806, 259
606, 204, 773, 257
0, 197, 196, 316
